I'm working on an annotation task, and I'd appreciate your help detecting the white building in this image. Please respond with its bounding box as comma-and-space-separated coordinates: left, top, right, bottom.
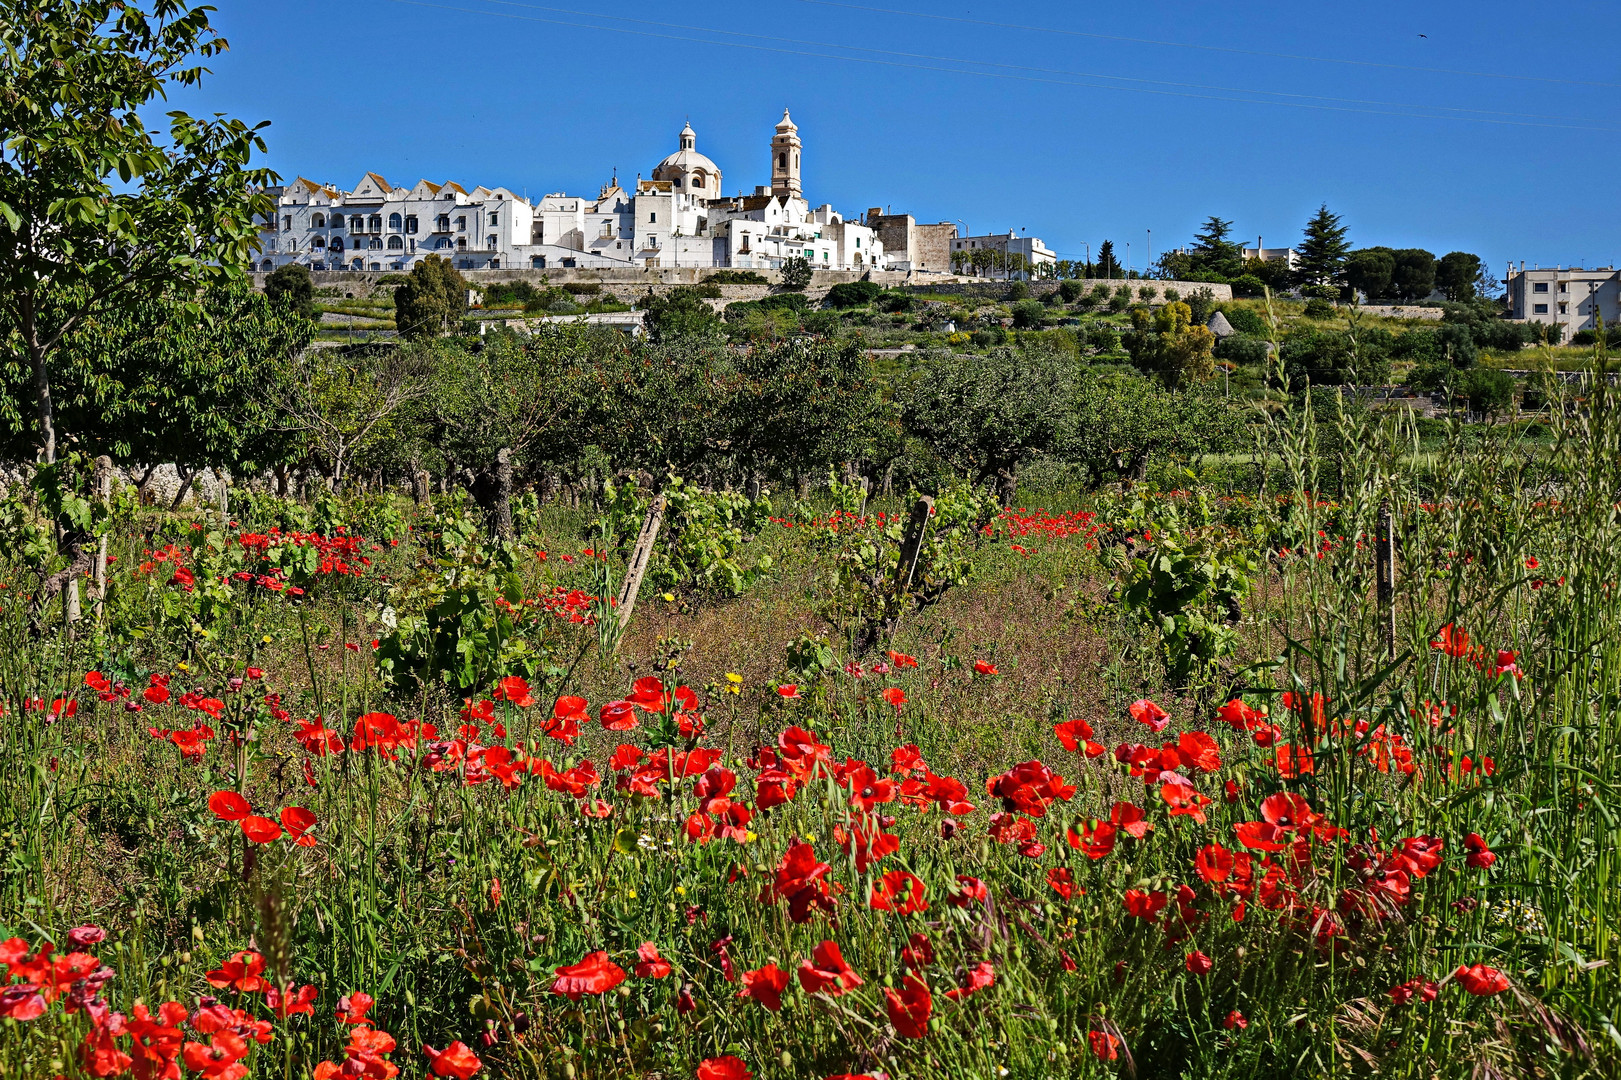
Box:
949, 230, 1057, 279
256, 111, 891, 274
1507, 265, 1621, 334
1242, 240, 1299, 271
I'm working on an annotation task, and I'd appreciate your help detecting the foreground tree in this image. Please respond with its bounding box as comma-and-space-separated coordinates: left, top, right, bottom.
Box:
264, 264, 318, 321
1345, 248, 1397, 301
1127, 301, 1217, 388
1436, 251, 1484, 302
0, 1, 273, 465
1066, 369, 1240, 482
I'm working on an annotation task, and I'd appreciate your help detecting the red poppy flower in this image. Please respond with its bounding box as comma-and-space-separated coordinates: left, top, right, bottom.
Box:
1224, 1010, 1247, 1030
972, 660, 998, 675
634, 942, 672, 978
1160, 781, 1211, 824
241, 816, 282, 843
1185, 950, 1213, 975
181, 1030, 249, 1079
423, 1041, 482, 1079
737, 963, 790, 1011
1195, 843, 1236, 884
208, 791, 251, 821
144, 684, 171, 705
882, 687, 906, 710
884, 973, 931, 1038
1177, 731, 1222, 773
1464, 834, 1496, 869
796, 940, 863, 996
869, 869, 928, 914
550, 951, 627, 1000
1067, 819, 1117, 860
887, 651, 919, 668
943, 961, 995, 1001
1046, 866, 1076, 900
901, 932, 933, 970
495, 676, 534, 707
1432, 623, 1471, 658
1454, 964, 1509, 996
205, 951, 269, 994
1123, 889, 1168, 921
599, 700, 638, 731
335, 992, 374, 1025
280, 806, 317, 847
1128, 699, 1170, 733
776, 684, 802, 699
1053, 717, 1105, 757
696, 1057, 751, 1080
1110, 801, 1152, 839
770, 841, 836, 923
1215, 698, 1263, 730
948, 875, 988, 907
1388, 978, 1439, 1005
1088, 1030, 1120, 1060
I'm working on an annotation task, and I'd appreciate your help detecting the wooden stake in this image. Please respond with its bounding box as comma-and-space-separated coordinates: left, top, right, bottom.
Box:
93, 456, 112, 622
1376, 499, 1396, 659
893, 496, 935, 593
616, 494, 667, 635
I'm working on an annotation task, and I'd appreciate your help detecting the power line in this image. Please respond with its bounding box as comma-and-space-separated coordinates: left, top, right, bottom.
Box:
454, 0, 1616, 127
370, 0, 1621, 133
791, 0, 1621, 90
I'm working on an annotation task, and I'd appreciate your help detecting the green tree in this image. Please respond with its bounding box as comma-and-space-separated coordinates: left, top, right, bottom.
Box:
897, 346, 1076, 505
643, 286, 723, 342
394, 256, 468, 340
1436, 251, 1484, 302
272, 344, 434, 488
1127, 301, 1217, 388
778, 256, 813, 291
1065, 369, 1239, 482
1095, 240, 1123, 279
1345, 248, 1396, 300
1294, 204, 1351, 289
1188, 216, 1244, 279
0, 1, 274, 465
264, 264, 318, 321
1390, 249, 1438, 302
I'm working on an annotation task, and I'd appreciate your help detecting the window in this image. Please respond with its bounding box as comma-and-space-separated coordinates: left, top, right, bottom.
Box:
367, 214, 382, 232
351, 257, 363, 270
312, 213, 326, 228
409, 239, 415, 252
330, 237, 344, 251
457, 237, 466, 251
388, 212, 402, 230
387, 236, 403, 250
648, 234, 656, 247
312, 236, 325, 249
1534, 303, 1548, 314
1533, 282, 1549, 293
649, 212, 657, 223
435, 237, 450, 249
260, 259, 273, 271
370, 263, 380, 271
282, 215, 291, 231
487, 236, 497, 250
778, 153, 786, 168
488, 212, 498, 227
1559, 303, 1568, 314
489, 259, 499, 269
368, 237, 382, 250
456, 216, 466, 232
313, 262, 325, 271
350, 215, 365, 231
1559, 282, 1569, 292
436, 214, 449, 232
266, 239, 276, 252
405, 215, 417, 234
531, 255, 546, 268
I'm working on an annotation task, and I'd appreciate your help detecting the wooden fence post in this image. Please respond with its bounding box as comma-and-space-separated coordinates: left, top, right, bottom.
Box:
616, 494, 667, 636
1376, 499, 1396, 659
892, 496, 935, 593
93, 456, 113, 622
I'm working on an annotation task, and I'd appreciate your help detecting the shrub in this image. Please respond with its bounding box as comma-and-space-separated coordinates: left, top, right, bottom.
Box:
1185, 288, 1216, 326
1107, 285, 1132, 313
1010, 299, 1047, 329
694, 282, 723, 299
562, 281, 601, 295
1230, 274, 1267, 298
1007, 280, 1030, 301
704, 269, 768, 284
1215, 333, 1270, 367
1137, 285, 1159, 303
1163, 288, 1181, 303
1303, 297, 1336, 319
1221, 306, 1268, 336
1058, 279, 1085, 303
879, 290, 915, 314
264, 263, 317, 320
1459, 366, 1516, 415
825, 281, 883, 308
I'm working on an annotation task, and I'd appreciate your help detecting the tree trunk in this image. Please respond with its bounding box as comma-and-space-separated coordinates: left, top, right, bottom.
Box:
215, 466, 229, 525
494, 447, 514, 540
746, 473, 762, 502
169, 466, 198, 513
995, 461, 1017, 507
274, 464, 290, 498
134, 464, 160, 505
410, 467, 429, 505
23, 307, 57, 465
881, 461, 895, 496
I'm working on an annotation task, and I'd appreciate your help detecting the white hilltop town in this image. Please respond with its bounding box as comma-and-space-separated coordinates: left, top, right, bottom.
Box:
254, 111, 1058, 279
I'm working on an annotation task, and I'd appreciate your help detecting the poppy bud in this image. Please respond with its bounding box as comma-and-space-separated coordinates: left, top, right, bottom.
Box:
940, 820, 959, 840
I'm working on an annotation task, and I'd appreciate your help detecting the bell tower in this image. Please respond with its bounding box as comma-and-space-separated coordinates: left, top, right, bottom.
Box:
770, 109, 801, 200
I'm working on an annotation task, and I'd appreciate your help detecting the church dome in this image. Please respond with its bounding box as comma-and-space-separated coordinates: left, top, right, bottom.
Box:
651, 122, 722, 196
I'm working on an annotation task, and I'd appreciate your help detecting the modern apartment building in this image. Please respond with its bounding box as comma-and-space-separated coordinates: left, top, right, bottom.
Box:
1507, 265, 1621, 334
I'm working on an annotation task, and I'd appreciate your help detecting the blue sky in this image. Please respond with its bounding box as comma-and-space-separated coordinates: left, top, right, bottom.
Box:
170, 1, 1621, 282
